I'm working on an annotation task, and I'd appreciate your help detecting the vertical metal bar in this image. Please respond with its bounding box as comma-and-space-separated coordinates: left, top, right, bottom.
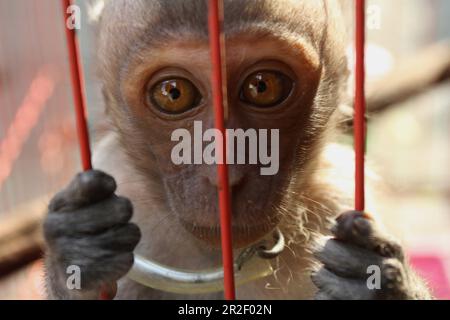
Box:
354, 0, 366, 212
208, 0, 236, 300
62, 0, 92, 171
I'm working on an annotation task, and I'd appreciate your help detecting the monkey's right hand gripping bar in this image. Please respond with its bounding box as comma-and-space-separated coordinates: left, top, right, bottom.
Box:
126, 228, 284, 294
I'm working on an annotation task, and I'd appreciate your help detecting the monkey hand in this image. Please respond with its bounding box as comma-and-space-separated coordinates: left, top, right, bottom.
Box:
43, 170, 141, 300
312, 211, 432, 300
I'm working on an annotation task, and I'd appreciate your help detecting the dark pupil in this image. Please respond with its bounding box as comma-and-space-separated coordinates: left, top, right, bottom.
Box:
256, 80, 267, 93
169, 88, 181, 100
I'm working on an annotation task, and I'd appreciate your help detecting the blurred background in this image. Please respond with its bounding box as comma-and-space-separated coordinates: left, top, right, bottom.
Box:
0, 0, 449, 299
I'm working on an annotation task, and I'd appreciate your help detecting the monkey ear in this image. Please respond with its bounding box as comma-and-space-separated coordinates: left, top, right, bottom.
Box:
87, 0, 106, 23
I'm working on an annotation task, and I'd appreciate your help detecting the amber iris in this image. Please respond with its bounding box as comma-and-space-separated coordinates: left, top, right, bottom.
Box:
241, 71, 293, 107
150, 78, 200, 114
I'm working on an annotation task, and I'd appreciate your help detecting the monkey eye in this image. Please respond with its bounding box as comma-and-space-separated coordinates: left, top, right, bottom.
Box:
240, 71, 293, 108
149, 78, 201, 114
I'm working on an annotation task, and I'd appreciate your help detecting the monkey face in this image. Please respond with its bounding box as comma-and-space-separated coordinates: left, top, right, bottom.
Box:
98, 0, 346, 248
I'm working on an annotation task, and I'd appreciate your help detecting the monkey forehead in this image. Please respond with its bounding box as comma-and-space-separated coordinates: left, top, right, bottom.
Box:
96, 0, 342, 85
98, 0, 329, 39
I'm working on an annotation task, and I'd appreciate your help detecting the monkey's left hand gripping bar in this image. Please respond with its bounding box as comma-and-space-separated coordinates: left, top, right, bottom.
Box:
62, 0, 114, 300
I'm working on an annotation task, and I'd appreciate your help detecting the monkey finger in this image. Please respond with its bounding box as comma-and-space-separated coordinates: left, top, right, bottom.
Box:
74, 253, 135, 291
50, 224, 140, 266
377, 258, 410, 300
49, 170, 117, 212
76, 223, 141, 253
311, 267, 376, 300
331, 211, 405, 261
314, 238, 382, 278
44, 196, 133, 238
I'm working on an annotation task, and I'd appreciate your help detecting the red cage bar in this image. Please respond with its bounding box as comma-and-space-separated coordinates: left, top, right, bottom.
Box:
354, 0, 366, 212
208, 0, 236, 301
62, 0, 92, 171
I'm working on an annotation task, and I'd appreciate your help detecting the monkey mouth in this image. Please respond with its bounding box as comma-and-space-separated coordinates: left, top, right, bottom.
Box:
180, 218, 278, 249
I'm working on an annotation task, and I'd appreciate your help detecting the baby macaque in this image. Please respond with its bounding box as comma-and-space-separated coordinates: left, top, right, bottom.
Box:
43, 0, 431, 299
